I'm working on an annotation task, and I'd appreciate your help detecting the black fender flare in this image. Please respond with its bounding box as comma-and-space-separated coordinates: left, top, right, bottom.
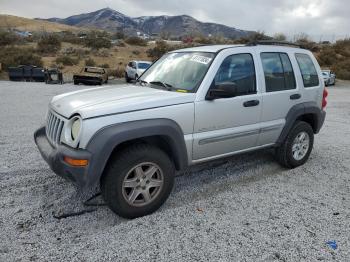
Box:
85, 119, 188, 187
277, 102, 326, 144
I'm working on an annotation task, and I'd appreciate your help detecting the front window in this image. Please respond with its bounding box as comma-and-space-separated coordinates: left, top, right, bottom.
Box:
213, 53, 256, 96
137, 63, 151, 70
139, 52, 215, 92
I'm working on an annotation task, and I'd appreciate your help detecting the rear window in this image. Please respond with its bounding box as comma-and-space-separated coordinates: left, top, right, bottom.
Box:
260, 53, 296, 92
138, 63, 151, 69
295, 54, 319, 87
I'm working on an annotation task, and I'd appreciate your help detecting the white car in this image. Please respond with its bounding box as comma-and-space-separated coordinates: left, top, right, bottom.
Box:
125, 61, 152, 82
322, 70, 336, 86
35, 43, 327, 219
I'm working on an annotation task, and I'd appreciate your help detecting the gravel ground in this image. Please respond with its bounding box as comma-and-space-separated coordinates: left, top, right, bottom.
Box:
0, 80, 350, 262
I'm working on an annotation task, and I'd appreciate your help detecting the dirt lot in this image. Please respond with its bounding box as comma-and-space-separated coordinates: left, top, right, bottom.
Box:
0, 80, 350, 261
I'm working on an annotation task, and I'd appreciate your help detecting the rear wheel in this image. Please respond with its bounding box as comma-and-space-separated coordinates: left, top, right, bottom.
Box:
275, 121, 314, 168
101, 144, 175, 219
74, 80, 79, 85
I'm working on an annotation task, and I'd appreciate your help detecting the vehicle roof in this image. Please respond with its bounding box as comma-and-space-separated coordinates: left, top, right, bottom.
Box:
172, 44, 307, 53
174, 45, 244, 53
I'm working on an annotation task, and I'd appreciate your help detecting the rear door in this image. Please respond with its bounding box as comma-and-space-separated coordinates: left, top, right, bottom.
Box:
257, 50, 301, 146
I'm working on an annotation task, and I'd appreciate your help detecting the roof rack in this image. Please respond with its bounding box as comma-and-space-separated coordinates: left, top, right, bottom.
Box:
247, 40, 301, 48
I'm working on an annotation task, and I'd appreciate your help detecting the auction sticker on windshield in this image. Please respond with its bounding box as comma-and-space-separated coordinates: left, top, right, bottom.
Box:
190, 55, 212, 65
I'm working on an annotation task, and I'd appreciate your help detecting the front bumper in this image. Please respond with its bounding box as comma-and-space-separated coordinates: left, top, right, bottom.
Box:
34, 127, 92, 188
74, 76, 102, 85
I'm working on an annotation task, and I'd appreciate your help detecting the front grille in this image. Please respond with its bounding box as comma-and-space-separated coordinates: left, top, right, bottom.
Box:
46, 110, 64, 145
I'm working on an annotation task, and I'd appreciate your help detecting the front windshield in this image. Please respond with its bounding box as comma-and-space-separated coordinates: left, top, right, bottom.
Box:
138, 63, 151, 69
139, 52, 215, 92
85, 68, 104, 74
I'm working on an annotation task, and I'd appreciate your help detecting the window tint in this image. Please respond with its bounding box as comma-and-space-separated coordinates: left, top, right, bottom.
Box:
261, 53, 296, 92
213, 53, 256, 96
295, 53, 319, 87
280, 54, 296, 90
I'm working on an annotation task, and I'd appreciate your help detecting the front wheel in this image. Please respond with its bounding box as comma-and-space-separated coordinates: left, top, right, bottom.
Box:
101, 144, 175, 219
275, 121, 314, 168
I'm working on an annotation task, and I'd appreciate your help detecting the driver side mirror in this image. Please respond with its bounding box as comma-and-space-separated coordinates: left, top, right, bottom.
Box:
206, 82, 238, 100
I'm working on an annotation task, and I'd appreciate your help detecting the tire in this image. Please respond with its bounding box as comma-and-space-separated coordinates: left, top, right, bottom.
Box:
74, 80, 79, 85
101, 144, 175, 219
125, 72, 131, 83
275, 121, 314, 168
105, 79, 108, 84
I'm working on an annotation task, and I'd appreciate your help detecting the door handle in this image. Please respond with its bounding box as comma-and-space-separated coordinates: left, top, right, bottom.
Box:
243, 100, 260, 107
290, 94, 301, 100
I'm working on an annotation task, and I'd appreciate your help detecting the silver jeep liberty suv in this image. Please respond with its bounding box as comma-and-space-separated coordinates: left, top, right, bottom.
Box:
35, 41, 327, 219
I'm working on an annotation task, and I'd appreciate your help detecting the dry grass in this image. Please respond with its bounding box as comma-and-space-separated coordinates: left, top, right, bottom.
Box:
40, 42, 154, 79
0, 15, 82, 32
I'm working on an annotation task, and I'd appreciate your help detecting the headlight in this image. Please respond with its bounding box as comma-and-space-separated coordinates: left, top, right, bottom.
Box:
71, 117, 82, 141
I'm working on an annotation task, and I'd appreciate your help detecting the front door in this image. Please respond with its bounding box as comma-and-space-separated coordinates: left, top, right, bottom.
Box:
193, 52, 262, 160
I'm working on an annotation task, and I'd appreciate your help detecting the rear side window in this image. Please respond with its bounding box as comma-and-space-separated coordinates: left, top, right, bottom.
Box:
261, 53, 296, 92
295, 53, 319, 87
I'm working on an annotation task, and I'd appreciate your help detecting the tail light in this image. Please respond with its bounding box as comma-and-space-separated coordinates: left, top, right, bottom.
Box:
322, 88, 328, 109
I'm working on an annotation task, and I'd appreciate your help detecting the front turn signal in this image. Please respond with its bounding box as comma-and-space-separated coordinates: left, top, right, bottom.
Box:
63, 156, 89, 167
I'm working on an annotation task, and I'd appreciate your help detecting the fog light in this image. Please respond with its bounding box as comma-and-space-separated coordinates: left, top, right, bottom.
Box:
64, 156, 88, 167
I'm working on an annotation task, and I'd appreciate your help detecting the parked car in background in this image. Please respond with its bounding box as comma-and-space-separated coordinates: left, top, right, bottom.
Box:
125, 61, 152, 82
322, 69, 336, 86
73, 67, 108, 85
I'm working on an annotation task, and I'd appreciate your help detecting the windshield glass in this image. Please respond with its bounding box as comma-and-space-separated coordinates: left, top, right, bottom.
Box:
138, 63, 151, 69
85, 68, 104, 74
139, 52, 215, 92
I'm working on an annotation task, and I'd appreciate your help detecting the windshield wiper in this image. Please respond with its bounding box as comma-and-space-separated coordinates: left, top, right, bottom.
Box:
137, 79, 148, 85
149, 81, 175, 91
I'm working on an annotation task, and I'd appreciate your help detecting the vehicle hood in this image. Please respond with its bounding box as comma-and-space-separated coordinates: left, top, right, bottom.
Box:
50, 85, 195, 119
137, 69, 146, 75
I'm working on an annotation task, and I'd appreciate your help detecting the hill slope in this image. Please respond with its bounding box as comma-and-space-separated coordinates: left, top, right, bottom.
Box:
0, 14, 84, 32
41, 8, 253, 38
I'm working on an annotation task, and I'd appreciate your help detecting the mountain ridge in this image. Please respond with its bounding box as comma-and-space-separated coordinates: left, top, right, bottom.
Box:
39, 8, 253, 38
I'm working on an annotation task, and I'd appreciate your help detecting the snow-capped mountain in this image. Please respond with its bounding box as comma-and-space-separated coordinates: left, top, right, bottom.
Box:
41, 8, 253, 38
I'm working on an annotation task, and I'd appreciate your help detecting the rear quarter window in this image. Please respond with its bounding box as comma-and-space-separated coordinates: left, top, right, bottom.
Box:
295, 53, 319, 88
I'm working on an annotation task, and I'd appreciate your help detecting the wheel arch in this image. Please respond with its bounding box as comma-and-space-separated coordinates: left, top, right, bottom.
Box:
85, 119, 188, 187
277, 102, 325, 145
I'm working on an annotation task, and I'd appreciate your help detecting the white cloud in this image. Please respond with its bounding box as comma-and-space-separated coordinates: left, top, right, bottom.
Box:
0, 0, 348, 39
